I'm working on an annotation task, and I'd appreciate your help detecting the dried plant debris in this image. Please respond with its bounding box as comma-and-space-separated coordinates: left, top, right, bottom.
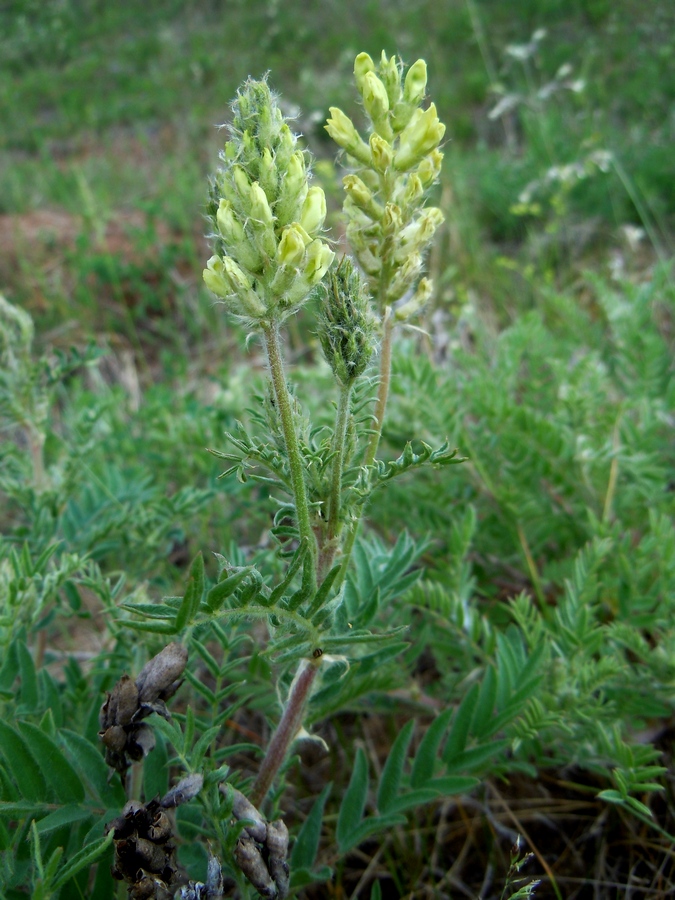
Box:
223, 786, 290, 899
107, 774, 225, 900
99, 643, 188, 774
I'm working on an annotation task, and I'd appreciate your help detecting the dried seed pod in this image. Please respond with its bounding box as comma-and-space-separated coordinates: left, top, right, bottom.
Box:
267, 819, 290, 898
234, 835, 277, 899
226, 786, 268, 842
136, 643, 188, 704
161, 773, 204, 809
100, 675, 139, 730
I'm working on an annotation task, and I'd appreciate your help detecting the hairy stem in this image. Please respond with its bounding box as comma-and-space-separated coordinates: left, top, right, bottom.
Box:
364, 307, 394, 467
262, 322, 317, 590
318, 382, 352, 580
250, 657, 321, 807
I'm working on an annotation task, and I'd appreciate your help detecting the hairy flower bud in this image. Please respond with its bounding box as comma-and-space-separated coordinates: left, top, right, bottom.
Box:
317, 257, 376, 386
299, 185, 327, 235
394, 276, 433, 321
277, 223, 308, 267
379, 51, 402, 108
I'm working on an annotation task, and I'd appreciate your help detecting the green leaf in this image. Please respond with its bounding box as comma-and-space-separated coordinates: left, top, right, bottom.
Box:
336, 747, 368, 850
0, 721, 47, 801
443, 683, 479, 765
290, 783, 331, 870
0, 640, 18, 695
338, 812, 406, 853
35, 803, 92, 835
144, 726, 169, 800
443, 740, 508, 775
175, 551, 205, 631
471, 665, 497, 739
17, 722, 85, 804
205, 568, 255, 613
381, 787, 439, 814
17, 640, 38, 712
52, 830, 115, 889
60, 729, 125, 808
411, 708, 453, 788
423, 775, 479, 795
377, 720, 415, 813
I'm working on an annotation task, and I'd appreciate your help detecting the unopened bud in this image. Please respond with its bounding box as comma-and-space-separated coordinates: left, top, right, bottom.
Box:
379, 51, 402, 107
362, 72, 391, 138
216, 200, 262, 272
382, 202, 403, 236
276, 150, 308, 226
403, 59, 428, 106
325, 107, 371, 166
299, 185, 327, 235
304, 239, 335, 284
343, 174, 383, 221
394, 103, 446, 171
277, 223, 308, 267
354, 52, 376, 93
417, 149, 444, 187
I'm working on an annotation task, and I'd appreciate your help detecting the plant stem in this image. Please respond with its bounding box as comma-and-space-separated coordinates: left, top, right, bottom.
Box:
250, 656, 321, 807
364, 306, 394, 467
262, 322, 317, 590
319, 382, 352, 580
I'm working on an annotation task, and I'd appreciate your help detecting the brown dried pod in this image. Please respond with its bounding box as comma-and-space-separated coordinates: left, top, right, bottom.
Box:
100, 675, 139, 730
266, 819, 290, 898
147, 810, 173, 844
136, 643, 188, 704
226, 786, 268, 843
161, 773, 204, 809
234, 835, 277, 899
127, 723, 156, 761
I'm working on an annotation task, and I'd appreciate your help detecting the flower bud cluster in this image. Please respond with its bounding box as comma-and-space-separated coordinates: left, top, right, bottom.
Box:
204, 78, 334, 325
325, 52, 445, 318
317, 257, 376, 387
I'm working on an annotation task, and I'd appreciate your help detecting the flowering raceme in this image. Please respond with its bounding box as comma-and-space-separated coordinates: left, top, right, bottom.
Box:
204, 78, 334, 325
326, 52, 446, 319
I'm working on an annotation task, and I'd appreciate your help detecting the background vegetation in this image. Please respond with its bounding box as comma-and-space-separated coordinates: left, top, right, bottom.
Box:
1, 0, 674, 897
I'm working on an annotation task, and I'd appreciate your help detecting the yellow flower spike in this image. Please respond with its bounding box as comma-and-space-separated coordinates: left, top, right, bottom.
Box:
353, 52, 376, 93
394, 103, 446, 172
299, 186, 327, 235
369, 133, 393, 173
325, 108, 372, 166
403, 59, 428, 106
276, 224, 307, 267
